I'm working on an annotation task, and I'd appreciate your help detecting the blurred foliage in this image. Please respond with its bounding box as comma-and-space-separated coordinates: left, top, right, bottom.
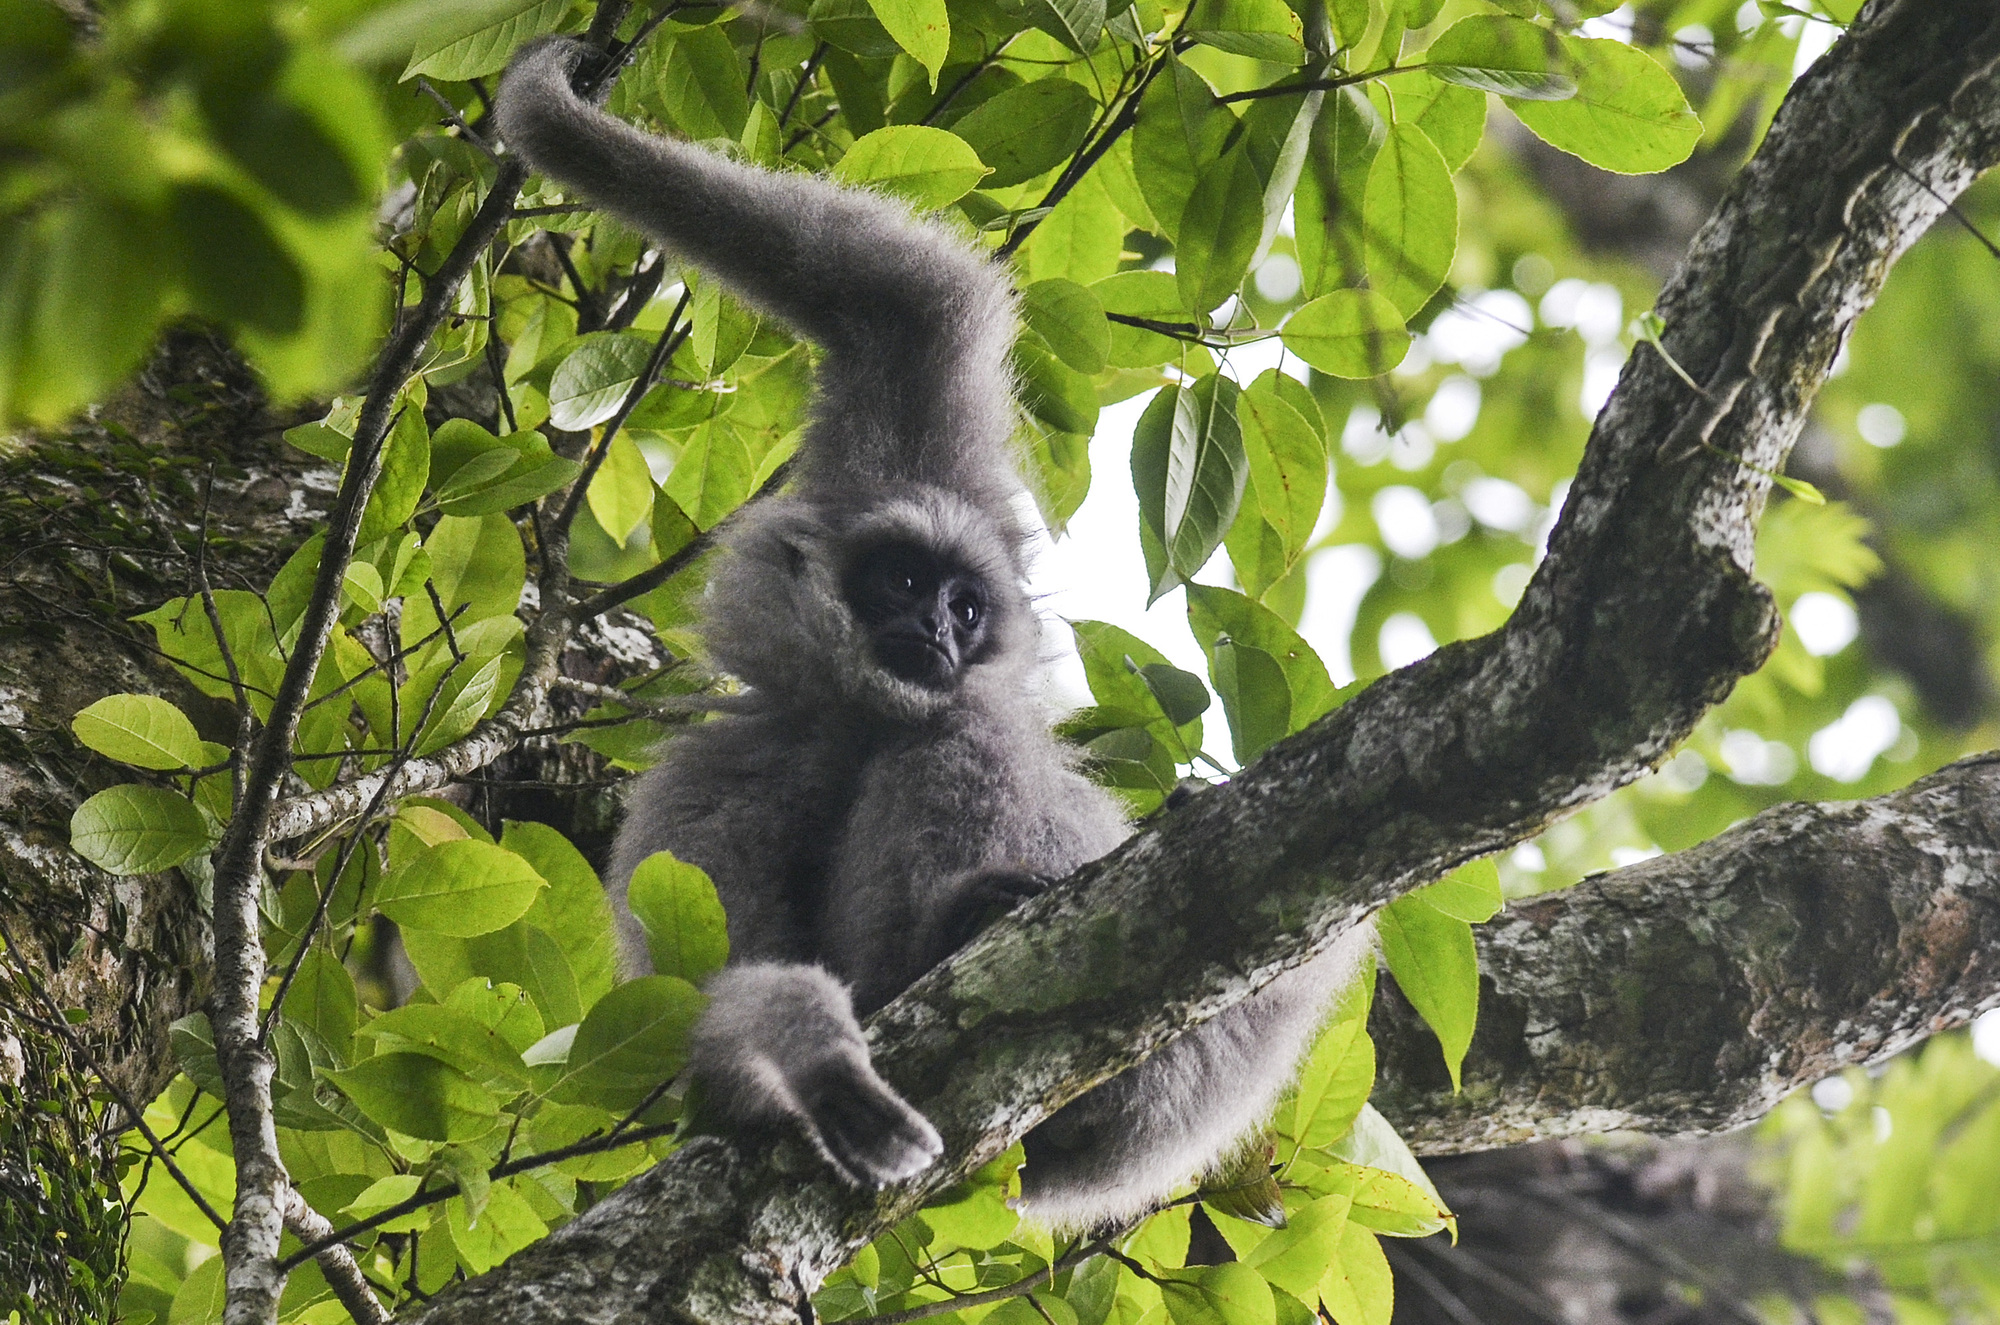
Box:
3, 0, 1995, 1319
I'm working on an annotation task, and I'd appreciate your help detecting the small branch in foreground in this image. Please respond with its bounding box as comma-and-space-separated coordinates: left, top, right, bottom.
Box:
282, 1188, 392, 1325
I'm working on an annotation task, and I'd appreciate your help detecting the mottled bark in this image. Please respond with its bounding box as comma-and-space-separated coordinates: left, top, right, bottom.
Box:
399, 4, 2000, 1322
1375, 753, 2000, 1150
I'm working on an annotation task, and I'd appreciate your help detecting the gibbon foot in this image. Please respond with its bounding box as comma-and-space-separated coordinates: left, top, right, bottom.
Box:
938, 868, 1054, 955
799, 1056, 944, 1189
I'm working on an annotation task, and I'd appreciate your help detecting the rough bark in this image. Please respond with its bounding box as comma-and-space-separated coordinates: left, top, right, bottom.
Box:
393, 4, 2000, 1322
1374, 753, 2000, 1150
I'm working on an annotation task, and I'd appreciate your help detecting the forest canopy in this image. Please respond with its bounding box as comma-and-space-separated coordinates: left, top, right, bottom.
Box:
1, 1, 1999, 1324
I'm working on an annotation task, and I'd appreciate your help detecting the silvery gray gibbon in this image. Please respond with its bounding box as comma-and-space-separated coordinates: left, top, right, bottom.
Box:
496, 38, 1362, 1231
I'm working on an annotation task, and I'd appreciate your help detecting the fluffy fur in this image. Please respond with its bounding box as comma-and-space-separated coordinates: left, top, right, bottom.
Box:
496, 38, 1364, 1227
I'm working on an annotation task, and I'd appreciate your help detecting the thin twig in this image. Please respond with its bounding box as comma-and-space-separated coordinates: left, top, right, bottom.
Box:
554, 288, 694, 537
282, 1188, 392, 1325
778, 42, 830, 128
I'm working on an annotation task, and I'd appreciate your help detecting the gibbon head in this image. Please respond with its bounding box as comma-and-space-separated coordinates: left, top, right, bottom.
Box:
703, 485, 1038, 718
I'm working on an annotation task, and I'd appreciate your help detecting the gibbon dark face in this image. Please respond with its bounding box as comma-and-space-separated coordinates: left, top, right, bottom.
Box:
843, 540, 990, 688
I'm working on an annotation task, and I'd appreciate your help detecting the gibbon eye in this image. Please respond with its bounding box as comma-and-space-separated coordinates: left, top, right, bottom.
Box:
953, 596, 981, 627
897, 573, 917, 592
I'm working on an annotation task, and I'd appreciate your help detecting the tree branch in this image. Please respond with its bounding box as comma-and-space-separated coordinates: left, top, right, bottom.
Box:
391, 4, 2000, 1322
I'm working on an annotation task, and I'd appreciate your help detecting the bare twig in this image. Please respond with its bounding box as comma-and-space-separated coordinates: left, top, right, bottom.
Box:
282, 1188, 392, 1325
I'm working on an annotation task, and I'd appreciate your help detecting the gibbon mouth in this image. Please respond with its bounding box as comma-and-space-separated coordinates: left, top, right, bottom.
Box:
877, 636, 957, 685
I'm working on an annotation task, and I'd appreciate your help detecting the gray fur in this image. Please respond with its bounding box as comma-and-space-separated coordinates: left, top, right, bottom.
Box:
496, 38, 1364, 1227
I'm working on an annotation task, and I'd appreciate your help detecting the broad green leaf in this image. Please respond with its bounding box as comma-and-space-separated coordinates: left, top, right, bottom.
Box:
651, 27, 752, 140
1244, 1194, 1350, 1302
401, 0, 570, 80
626, 851, 730, 984
445, 1180, 547, 1274
1186, 585, 1339, 730
1093, 269, 1195, 369
1409, 858, 1501, 923
1382, 73, 1487, 173
286, 947, 359, 1060
1329, 1106, 1450, 1217
1177, 149, 1265, 315
548, 332, 655, 432
1507, 37, 1700, 174
358, 403, 431, 544
12, 200, 170, 427
1026, 423, 1092, 535
867, 0, 949, 83
1377, 896, 1478, 1090
170, 1255, 225, 1325
663, 414, 761, 529
1014, 335, 1100, 435
1423, 16, 1574, 99
550, 974, 707, 1110
1362, 122, 1456, 318
1339, 1164, 1452, 1238
1294, 91, 1382, 300
1318, 1222, 1394, 1325
586, 431, 656, 543
446, 977, 546, 1055
952, 79, 1097, 189
1134, 61, 1235, 238
1140, 663, 1211, 726
1211, 640, 1291, 764
401, 512, 525, 648
1022, 279, 1110, 374
405, 922, 583, 1028
503, 821, 622, 1009
1132, 375, 1247, 594
356, 1003, 530, 1088
327, 1051, 499, 1141
1185, 0, 1306, 63
1161, 1262, 1275, 1325
1226, 373, 1329, 597
136, 591, 285, 713
71, 694, 205, 771
374, 839, 547, 937
1280, 289, 1410, 378
401, 652, 505, 756
70, 785, 212, 876
339, 1174, 429, 1234
431, 419, 582, 517
1287, 969, 1376, 1150
1070, 619, 1203, 759
1025, 0, 1106, 53
171, 184, 304, 336
810, 0, 904, 59
1020, 169, 1126, 285
835, 125, 990, 207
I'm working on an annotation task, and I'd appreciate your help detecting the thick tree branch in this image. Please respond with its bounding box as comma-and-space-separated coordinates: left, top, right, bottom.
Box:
1374, 752, 2000, 1151
401, 4, 2000, 1321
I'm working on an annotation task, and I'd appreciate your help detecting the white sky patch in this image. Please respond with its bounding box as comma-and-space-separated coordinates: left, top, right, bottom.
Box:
1581, 347, 1627, 418
1790, 592, 1859, 657
1974, 1008, 2000, 1066
1811, 1075, 1854, 1112
1373, 485, 1439, 560
1791, 13, 1838, 80
1511, 842, 1546, 872
1424, 375, 1482, 442
1857, 402, 1906, 448
1253, 254, 1302, 303
1808, 695, 1902, 782
1610, 845, 1661, 867
1578, 3, 1635, 41
1720, 729, 1798, 785
1378, 613, 1438, 670
1672, 23, 1715, 69
1299, 544, 1379, 686
1461, 476, 1535, 533
1427, 291, 1532, 377
1219, 335, 1301, 387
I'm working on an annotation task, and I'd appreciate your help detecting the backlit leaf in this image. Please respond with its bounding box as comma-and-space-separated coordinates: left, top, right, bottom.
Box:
1361, 123, 1456, 318
626, 851, 730, 984
1280, 289, 1409, 378
70, 785, 213, 876
952, 79, 1096, 189
1507, 36, 1700, 174
374, 839, 547, 937
71, 694, 205, 771
835, 125, 990, 207
1377, 897, 1479, 1090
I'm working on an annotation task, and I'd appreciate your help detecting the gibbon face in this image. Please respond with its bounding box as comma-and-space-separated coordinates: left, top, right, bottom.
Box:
841, 538, 992, 689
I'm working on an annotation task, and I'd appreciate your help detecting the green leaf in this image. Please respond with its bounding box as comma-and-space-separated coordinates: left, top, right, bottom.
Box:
1140, 663, 1211, 726
136, 591, 285, 714
1226, 372, 1329, 597
586, 431, 656, 544
1408, 858, 1501, 923
71, 694, 205, 771
1211, 640, 1291, 764
445, 1180, 547, 1274
834, 125, 990, 208
1177, 149, 1266, 315
650, 27, 752, 140
1131, 375, 1248, 594
1377, 896, 1478, 1090
1185, 0, 1306, 63
170, 184, 304, 336
1244, 1194, 1350, 1302
1025, 0, 1106, 53
402, 652, 505, 756
1161, 1262, 1275, 1325
1382, 73, 1487, 173
286, 947, 359, 1060
548, 332, 655, 432
401, 512, 525, 648
401, 0, 571, 81
1022, 279, 1110, 374
867, 0, 950, 83
1319, 1221, 1394, 1325
1094, 269, 1196, 369
358, 404, 431, 544
1286, 971, 1376, 1149
1507, 37, 1700, 174
374, 840, 547, 937
810, 0, 904, 59
339, 1173, 429, 1234
952, 79, 1097, 189
357, 1003, 530, 1088
1294, 91, 1382, 301
69, 785, 212, 876
327, 1051, 499, 1142
1014, 335, 1100, 435
1134, 61, 1235, 239
1361, 122, 1456, 318
1280, 289, 1410, 378
503, 821, 622, 1009
662, 414, 762, 529
550, 975, 707, 1110
626, 851, 730, 984
1339, 1164, 1451, 1238
1422, 16, 1575, 99
1185, 585, 1340, 731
